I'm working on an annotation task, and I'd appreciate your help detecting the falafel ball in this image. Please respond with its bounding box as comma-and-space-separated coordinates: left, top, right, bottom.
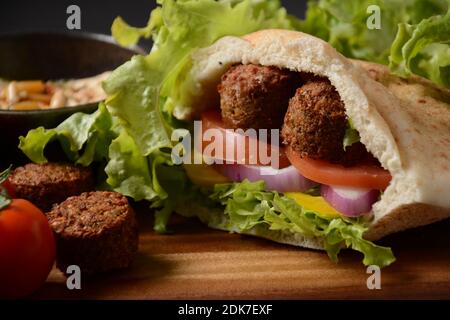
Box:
9, 163, 94, 211
218, 64, 302, 130
281, 78, 348, 161
47, 191, 139, 275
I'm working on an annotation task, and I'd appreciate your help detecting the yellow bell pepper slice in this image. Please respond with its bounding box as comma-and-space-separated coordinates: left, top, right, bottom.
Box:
285, 192, 342, 219
183, 164, 230, 188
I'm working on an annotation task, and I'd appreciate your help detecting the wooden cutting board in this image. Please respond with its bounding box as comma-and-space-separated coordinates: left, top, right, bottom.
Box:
32, 205, 450, 299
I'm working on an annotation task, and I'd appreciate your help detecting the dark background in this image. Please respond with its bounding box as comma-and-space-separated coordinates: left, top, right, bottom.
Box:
0, 1, 307, 37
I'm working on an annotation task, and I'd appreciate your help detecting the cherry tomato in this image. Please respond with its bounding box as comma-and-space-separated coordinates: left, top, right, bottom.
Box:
286, 147, 392, 190
0, 199, 55, 299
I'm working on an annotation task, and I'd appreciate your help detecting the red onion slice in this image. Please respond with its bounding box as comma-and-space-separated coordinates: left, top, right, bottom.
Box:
321, 185, 380, 217
219, 164, 317, 192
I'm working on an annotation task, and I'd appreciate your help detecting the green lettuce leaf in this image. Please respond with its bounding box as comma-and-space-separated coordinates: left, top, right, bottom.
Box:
111, 8, 161, 47
211, 180, 396, 268
19, 103, 115, 165
153, 154, 190, 233
343, 120, 360, 150
389, 10, 450, 88
301, 0, 449, 64
105, 129, 158, 202
103, 56, 172, 157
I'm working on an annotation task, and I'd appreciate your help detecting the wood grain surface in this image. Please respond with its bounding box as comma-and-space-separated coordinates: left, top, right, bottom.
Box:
32, 205, 450, 300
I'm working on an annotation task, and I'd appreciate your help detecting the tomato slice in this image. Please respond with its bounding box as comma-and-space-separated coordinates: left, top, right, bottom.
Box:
286, 147, 392, 190
199, 110, 290, 168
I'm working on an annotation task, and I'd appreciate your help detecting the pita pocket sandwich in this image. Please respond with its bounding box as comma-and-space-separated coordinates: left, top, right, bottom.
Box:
19, 1, 450, 268
172, 30, 450, 266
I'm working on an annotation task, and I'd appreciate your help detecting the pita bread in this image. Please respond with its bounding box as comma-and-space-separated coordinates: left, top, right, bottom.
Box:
175, 199, 325, 250
174, 29, 450, 246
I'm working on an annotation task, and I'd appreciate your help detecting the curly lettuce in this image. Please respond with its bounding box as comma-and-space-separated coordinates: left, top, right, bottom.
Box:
301, 0, 450, 88
301, 0, 447, 62
343, 119, 360, 150
211, 180, 396, 267
390, 10, 450, 88
19, 103, 115, 165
